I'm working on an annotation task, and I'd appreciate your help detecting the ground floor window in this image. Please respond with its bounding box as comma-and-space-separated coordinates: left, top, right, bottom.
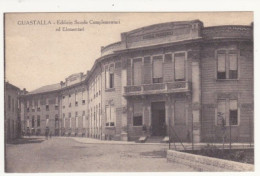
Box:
217, 99, 238, 126
105, 105, 115, 126
133, 102, 142, 126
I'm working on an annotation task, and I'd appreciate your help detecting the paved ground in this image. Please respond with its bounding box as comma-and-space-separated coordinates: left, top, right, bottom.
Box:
5, 137, 195, 172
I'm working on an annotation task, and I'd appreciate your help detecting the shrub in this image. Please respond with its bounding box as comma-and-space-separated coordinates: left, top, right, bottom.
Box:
200, 144, 223, 158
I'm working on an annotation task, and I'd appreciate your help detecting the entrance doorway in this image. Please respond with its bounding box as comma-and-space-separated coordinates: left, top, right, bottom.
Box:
151, 102, 166, 136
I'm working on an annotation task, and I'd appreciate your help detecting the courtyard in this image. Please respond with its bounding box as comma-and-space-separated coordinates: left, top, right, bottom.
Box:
5, 137, 195, 172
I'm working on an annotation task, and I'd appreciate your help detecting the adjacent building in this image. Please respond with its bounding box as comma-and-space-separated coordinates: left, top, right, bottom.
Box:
19, 20, 254, 143
4, 82, 21, 141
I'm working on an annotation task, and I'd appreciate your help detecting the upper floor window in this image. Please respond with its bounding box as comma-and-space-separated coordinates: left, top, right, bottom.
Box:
217, 50, 238, 79
174, 52, 185, 81
37, 116, 40, 127
105, 64, 114, 89
133, 58, 142, 85
32, 116, 35, 127
46, 104, 49, 111
153, 56, 163, 83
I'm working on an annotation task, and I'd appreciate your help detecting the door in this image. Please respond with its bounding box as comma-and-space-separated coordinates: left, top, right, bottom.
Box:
151, 102, 166, 136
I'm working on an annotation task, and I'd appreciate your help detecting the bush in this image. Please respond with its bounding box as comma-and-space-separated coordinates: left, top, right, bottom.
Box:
229, 151, 245, 161
200, 144, 223, 158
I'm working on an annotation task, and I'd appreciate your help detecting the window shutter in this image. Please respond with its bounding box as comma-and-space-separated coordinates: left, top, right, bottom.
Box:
133, 59, 142, 85
229, 54, 238, 71
217, 54, 226, 72
175, 53, 185, 80
229, 100, 237, 110
153, 56, 163, 79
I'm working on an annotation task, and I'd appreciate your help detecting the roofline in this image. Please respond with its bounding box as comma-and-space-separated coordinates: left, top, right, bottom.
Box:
5, 82, 21, 91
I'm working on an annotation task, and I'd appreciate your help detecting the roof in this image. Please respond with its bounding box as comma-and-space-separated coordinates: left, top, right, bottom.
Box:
5, 82, 20, 91
28, 83, 61, 95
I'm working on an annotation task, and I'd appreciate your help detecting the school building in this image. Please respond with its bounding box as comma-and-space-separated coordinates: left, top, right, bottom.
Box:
19, 20, 254, 143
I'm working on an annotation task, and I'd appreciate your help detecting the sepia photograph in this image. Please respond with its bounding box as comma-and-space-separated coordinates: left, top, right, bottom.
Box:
3, 12, 254, 172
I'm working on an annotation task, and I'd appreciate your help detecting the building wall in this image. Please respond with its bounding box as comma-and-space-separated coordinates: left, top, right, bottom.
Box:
60, 83, 88, 137
200, 41, 254, 142
20, 92, 59, 135
101, 57, 124, 140
5, 83, 20, 141
87, 67, 102, 139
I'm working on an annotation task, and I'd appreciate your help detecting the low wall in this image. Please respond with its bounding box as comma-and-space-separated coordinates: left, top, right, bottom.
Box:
167, 150, 254, 172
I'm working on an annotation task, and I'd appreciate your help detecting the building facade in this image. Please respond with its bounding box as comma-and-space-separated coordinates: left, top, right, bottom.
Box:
19, 20, 253, 143
4, 82, 21, 141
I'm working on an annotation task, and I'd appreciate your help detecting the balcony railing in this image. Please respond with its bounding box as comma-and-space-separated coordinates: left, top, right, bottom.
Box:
124, 81, 190, 96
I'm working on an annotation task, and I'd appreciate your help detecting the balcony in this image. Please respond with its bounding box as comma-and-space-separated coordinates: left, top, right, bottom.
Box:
124, 81, 191, 97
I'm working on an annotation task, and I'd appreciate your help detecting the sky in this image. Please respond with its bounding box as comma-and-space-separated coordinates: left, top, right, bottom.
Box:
5, 12, 253, 91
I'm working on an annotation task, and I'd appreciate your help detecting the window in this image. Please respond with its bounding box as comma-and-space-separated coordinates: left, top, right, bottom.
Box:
37, 106, 40, 112
55, 105, 58, 110
46, 104, 49, 111
75, 92, 78, 106
133, 102, 143, 126
105, 105, 115, 126
153, 56, 163, 83
105, 64, 114, 89
37, 116, 40, 127
217, 50, 238, 79
133, 58, 142, 85
110, 73, 114, 88
217, 99, 238, 126
174, 52, 185, 81
32, 116, 35, 127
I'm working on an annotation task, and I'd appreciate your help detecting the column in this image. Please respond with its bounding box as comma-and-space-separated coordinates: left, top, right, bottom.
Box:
121, 59, 128, 141
191, 51, 201, 143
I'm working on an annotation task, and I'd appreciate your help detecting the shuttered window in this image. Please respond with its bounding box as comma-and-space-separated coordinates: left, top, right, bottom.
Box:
217, 50, 238, 80
105, 105, 115, 126
153, 56, 163, 83
133, 102, 143, 126
174, 53, 185, 81
133, 58, 142, 85
217, 99, 238, 126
